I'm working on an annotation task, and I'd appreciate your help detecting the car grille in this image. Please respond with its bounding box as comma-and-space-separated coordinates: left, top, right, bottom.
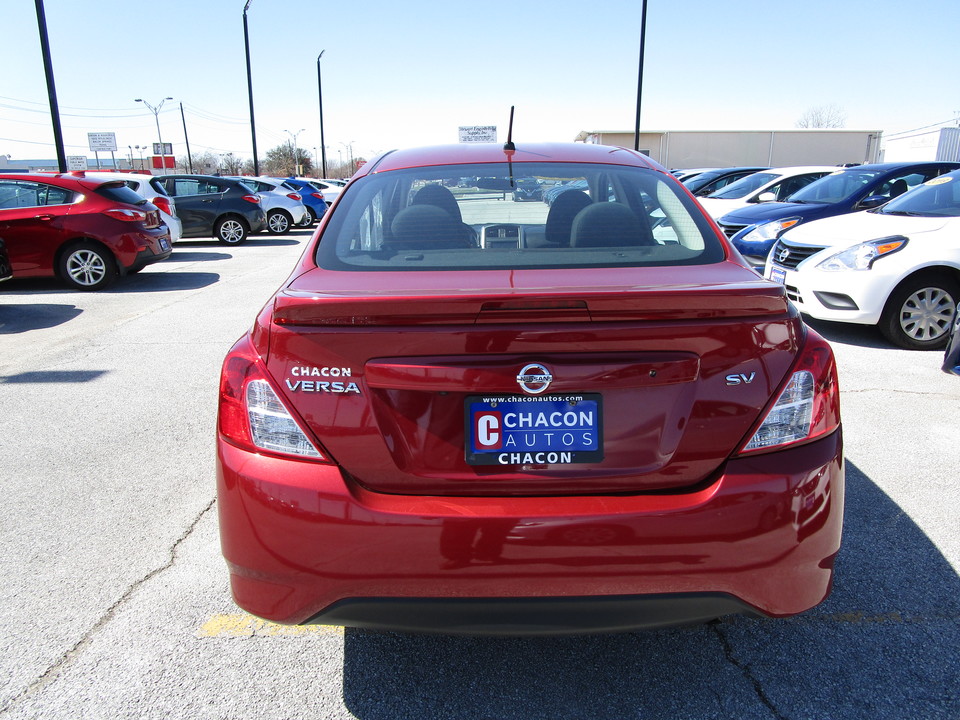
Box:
717, 221, 747, 239
769, 240, 826, 270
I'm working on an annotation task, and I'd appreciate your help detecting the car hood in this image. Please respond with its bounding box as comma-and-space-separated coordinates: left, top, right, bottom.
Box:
780, 210, 953, 249
719, 201, 839, 226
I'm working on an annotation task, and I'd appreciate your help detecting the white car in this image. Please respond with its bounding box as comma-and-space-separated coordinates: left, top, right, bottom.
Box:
85, 171, 182, 244
764, 170, 960, 350
697, 166, 836, 219
231, 177, 307, 234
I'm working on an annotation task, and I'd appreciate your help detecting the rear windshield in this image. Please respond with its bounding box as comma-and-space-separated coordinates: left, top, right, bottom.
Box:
95, 183, 148, 206
315, 162, 724, 271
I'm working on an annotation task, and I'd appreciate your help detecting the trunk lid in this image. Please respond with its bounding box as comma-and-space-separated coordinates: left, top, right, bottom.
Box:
266, 262, 802, 496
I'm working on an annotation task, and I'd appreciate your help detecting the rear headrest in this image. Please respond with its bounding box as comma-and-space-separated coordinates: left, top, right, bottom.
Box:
543, 190, 592, 247
570, 203, 654, 248
412, 184, 463, 222
388, 204, 472, 249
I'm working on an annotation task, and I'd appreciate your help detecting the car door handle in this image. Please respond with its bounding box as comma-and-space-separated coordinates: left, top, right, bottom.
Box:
34, 214, 55, 221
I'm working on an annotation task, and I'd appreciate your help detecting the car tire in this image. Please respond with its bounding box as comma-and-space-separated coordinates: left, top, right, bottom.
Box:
296, 212, 313, 228
215, 216, 249, 245
879, 273, 959, 350
58, 241, 117, 291
305, 206, 318, 224
267, 210, 292, 234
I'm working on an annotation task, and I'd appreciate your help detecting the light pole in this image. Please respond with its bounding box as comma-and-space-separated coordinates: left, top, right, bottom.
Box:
340, 141, 354, 174
243, 0, 259, 175
285, 128, 305, 176
135, 96, 173, 174
317, 51, 327, 178
135, 145, 146, 170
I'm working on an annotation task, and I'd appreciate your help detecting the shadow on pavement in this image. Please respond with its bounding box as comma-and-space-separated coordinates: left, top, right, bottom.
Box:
109, 272, 221, 293
804, 316, 893, 350
0, 370, 107, 384
341, 461, 959, 719
0, 303, 82, 334
167, 251, 233, 262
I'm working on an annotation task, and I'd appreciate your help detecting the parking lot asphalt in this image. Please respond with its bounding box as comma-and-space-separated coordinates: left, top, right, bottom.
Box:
0, 228, 957, 719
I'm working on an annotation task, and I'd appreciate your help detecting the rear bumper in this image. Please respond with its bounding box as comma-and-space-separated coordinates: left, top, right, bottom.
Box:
217, 430, 844, 633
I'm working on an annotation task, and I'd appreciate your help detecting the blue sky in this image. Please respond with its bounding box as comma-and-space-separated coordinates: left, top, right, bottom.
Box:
3, 0, 958, 166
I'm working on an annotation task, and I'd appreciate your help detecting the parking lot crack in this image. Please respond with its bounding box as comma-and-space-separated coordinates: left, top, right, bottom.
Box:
710, 620, 789, 720
0, 497, 217, 716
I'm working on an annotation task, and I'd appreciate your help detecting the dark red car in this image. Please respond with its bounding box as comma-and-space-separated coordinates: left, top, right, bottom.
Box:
0, 172, 172, 290
217, 142, 843, 634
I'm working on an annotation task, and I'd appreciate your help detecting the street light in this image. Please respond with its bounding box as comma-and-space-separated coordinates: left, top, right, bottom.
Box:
134, 145, 146, 170
285, 128, 305, 176
340, 141, 354, 174
135, 96, 173, 174
317, 50, 327, 178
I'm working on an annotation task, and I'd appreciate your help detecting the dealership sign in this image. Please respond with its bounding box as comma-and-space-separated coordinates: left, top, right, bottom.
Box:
459, 126, 497, 143
87, 132, 117, 152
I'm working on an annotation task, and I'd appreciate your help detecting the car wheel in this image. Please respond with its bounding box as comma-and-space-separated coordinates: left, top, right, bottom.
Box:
879, 274, 959, 350
306, 206, 318, 224
59, 242, 117, 291
296, 212, 313, 228
215, 217, 249, 245
267, 210, 292, 234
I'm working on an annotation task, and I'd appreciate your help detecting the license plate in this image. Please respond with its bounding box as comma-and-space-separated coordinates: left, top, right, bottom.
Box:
770, 266, 786, 285
159, 237, 171, 252
465, 394, 603, 466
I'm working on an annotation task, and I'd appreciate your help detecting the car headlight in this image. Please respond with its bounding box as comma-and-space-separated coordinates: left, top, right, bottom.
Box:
816, 235, 908, 272
741, 217, 802, 243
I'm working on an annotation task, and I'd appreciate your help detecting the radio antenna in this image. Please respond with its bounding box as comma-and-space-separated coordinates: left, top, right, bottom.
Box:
503, 106, 516, 152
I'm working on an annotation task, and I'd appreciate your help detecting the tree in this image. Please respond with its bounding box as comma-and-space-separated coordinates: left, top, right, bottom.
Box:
263, 143, 314, 177
796, 105, 847, 129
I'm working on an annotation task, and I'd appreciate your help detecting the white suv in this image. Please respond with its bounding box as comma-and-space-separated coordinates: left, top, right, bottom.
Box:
85, 172, 182, 244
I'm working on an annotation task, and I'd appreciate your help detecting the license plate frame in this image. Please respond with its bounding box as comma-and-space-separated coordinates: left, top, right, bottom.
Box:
465, 393, 603, 466
770, 266, 786, 285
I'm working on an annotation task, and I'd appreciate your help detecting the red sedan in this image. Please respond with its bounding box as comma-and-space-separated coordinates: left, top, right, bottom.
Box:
0, 172, 171, 290
217, 142, 843, 634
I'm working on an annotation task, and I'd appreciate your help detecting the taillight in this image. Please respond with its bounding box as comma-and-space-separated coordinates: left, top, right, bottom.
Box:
242, 194, 260, 204
218, 337, 330, 462
102, 208, 147, 222
287, 193, 302, 201
310, 192, 325, 201
737, 328, 840, 454
151, 196, 172, 215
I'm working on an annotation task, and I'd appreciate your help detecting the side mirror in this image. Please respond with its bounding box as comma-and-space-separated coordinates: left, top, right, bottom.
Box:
756, 191, 777, 203
859, 195, 887, 209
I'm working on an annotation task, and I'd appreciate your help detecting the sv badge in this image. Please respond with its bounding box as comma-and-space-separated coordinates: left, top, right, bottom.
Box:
726, 372, 756, 386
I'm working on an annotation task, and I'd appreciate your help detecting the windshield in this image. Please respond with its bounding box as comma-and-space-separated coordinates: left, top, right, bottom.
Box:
315, 162, 724, 271
787, 168, 883, 204
707, 172, 778, 199
878, 173, 960, 217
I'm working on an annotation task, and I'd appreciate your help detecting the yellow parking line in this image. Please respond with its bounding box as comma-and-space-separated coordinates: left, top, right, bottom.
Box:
198, 613, 343, 638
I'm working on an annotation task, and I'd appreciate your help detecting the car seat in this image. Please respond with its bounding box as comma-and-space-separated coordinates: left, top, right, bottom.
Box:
569, 203, 655, 248
537, 190, 592, 248
388, 205, 475, 250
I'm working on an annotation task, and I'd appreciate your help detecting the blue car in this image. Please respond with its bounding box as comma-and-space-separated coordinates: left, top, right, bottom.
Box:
280, 177, 329, 226
723, 162, 960, 267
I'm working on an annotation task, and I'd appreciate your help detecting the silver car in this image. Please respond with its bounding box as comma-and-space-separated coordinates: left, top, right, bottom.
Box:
235, 177, 308, 234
